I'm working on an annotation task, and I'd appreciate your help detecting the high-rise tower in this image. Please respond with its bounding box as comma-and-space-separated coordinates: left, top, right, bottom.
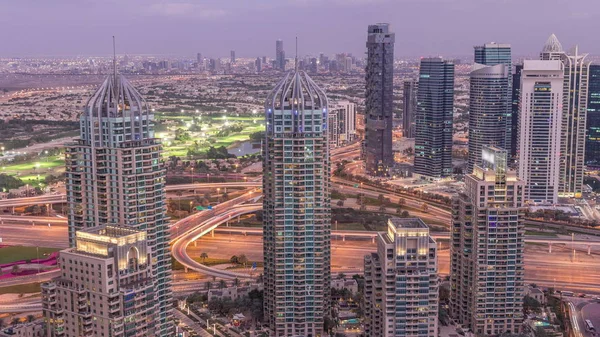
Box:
364, 23, 395, 176
64, 73, 173, 335
364, 218, 438, 337
586, 64, 600, 166
402, 79, 417, 138
414, 57, 454, 179
511, 64, 523, 160
450, 146, 525, 336
467, 61, 511, 174
540, 34, 591, 197
263, 67, 331, 336
276, 39, 285, 70
518, 60, 564, 204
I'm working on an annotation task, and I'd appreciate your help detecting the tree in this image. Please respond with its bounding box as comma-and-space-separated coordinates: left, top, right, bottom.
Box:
396, 207, 403, 215
234, 278, 240, 287
205, 281, 212, 290
200, 252, 208, 261
378, 204, 387, 213
230, 255, 239, 264
421, 203, 429, 213
11, 265, 20, 275
337, 200, 344, 207
26, 314, 35, 323
32, 205, 41, 216
401, 210, 409, 217
10, 317, 20, 325
337, 273, 346, 280
238, 254, 248, 267
219, 279, 227, 289
524, 295, 542, 314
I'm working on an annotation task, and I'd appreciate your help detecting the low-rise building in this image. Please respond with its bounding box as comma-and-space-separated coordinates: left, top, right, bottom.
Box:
364, 217, 439, 337
42, 225, 157, 337
331, 278, 359, 294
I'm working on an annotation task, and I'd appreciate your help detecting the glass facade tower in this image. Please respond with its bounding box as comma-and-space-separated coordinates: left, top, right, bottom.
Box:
586, 64, 600, 166
414, 58, 455, 179
364, 23, 395, 176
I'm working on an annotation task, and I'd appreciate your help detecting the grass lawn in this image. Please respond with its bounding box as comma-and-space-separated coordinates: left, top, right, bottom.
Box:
0, 246, 59, 265
3, 158, 64, 171
0, 283, 41, 295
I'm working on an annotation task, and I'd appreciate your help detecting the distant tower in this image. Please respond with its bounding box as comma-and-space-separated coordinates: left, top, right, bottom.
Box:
64, 69, 172, 334
230, 50, 236, 64
364, 23, 395, 176
450, 146, 525, 336
468, 43, 512, 173
402, 79, 417, 137
414, 58, 455, 179
263, 68, 331, 336
275, 39, 285, 70
587, 64, 600, 166
196, 52, 202, 64
518, 60, 564, 204
364, 218, 439, 337
540, 34, 591, 197
255, 57, 262, 72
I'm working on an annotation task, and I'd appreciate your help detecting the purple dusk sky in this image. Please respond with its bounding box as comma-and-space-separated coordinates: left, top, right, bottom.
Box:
1, 0, 598, 58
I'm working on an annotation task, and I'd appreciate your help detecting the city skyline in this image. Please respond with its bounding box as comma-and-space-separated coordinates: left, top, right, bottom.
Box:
1, 0, 600, 57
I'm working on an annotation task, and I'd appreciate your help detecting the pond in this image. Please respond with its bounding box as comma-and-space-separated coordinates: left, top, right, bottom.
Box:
228, 141, 260, 156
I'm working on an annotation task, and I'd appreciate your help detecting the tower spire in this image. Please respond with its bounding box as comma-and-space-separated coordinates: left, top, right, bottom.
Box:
112, 36, 117, 86
295, 36, 298, 72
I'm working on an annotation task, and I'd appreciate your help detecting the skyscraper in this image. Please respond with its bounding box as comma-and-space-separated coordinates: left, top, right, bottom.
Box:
518, 60, 564, 204
540, 34, 591, 197
276, 39, 285, 70
402, 79, 417, 138
230, 50, 236, 64
263, 67, 331, 337
197, 52, 202, 64
364, 217, 439, 337
586, 64, 600, 166
467, 61, 511, 174
64, 73, 172, 335
255, 57, 263, 72
414, 57, 454, 179
511, 64, 523, 161
450, 146, 525, 336
364, 23, 395, 176
43, 226, 155, 336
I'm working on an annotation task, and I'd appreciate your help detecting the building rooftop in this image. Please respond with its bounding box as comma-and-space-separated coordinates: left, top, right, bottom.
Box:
388, 217, 428, 229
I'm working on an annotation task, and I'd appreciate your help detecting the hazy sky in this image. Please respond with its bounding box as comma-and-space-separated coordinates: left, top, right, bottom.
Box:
1, 0, 599, 58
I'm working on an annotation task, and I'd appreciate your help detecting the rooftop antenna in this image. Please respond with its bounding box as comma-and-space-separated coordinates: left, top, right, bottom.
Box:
295, 36, 298, 72
112, 36, 117, 84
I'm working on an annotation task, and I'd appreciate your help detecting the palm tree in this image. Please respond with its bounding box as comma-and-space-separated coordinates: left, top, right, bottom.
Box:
11, 265, 20, 275
230, 255, 239, 264
234, 278, 240, 287
205, 281, 212, 290
219, 280, 227, 289
338, 273, 346, 280
26, 315, 35, 323
10, 317, 20, 325
176, 191, 183, 210
200, 252, 208, 261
